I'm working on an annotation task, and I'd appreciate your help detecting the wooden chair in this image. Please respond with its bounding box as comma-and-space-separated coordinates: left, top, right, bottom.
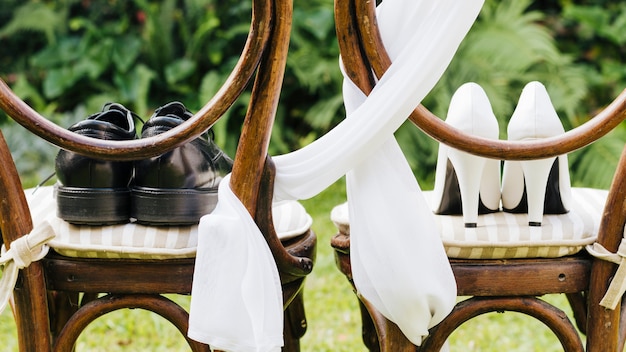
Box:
330, 0, 626, 351
0, 0, 315, 350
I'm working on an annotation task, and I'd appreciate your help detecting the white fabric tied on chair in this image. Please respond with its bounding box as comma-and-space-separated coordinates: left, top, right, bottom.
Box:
189, 0, 484, 350
189, 174, 283, 352
0, 221, 54, 315
586, 230, 626, 310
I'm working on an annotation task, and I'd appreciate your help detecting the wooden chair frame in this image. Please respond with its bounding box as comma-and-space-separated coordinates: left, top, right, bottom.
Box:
0, 0, 315, 351
331, 0, 626, 351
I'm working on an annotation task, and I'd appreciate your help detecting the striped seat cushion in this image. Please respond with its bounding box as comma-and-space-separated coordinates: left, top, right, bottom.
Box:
26, 186, 312, 259
330, 187, 606, 259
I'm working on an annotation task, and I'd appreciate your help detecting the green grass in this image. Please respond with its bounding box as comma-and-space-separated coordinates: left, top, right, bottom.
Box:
0, 179, 593, 351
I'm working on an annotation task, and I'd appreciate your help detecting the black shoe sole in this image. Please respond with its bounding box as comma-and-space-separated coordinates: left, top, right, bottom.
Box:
130, 187, 218, 226
55, 185, 131, 225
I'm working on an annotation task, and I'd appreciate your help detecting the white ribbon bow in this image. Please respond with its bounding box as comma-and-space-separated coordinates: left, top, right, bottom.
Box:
0, 221, 54, 314
586, 232, 626, 310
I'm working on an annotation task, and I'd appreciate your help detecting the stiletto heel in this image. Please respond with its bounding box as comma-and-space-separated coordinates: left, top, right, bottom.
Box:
521, 157, 556, 226
431, 83, 500, 228
502, 81, 571, 226
447, 148, 488, 227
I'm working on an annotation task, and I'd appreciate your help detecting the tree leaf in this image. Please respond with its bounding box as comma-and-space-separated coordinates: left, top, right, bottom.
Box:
0, 3, 65, 44
112, 36, 142, 72
165, 58, 197, 85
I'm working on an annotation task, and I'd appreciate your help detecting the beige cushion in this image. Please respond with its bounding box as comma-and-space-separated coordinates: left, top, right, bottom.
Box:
331, 187, 606, 259
26, 186, 312, 259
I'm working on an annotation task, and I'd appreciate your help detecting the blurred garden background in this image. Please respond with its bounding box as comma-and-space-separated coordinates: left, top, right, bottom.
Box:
0, 0, 625, 350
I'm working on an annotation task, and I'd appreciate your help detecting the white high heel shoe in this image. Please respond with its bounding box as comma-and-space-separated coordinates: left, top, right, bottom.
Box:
501, 81, 571, 226
431, 82, 501, 228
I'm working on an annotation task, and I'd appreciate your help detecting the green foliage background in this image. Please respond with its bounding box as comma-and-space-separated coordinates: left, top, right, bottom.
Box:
1, 0, 624, 189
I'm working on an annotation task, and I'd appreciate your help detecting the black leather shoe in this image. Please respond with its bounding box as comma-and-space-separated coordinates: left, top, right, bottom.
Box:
131, 102, 233, 225
55, 103, 137, 225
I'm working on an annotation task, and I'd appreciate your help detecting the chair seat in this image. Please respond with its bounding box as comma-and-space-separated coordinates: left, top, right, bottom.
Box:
331, 187, 607, 259
26, 186, 312, 260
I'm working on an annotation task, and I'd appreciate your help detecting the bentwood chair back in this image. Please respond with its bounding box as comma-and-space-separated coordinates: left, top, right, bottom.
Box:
330, 0, 626, 350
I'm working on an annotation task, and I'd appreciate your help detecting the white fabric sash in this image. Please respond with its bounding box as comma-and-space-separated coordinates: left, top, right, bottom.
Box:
189, 0, 484, 350
189, 174, 283, 352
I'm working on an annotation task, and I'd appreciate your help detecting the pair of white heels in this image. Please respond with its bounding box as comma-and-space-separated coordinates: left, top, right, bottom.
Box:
431, 81, 572, 228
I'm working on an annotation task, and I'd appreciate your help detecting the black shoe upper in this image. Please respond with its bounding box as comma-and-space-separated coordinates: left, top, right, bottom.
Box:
133, 101, 233, 190
55, 103, 137, 189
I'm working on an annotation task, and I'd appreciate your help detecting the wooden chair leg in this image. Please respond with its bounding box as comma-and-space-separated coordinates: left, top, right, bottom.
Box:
565, 292, 587, 335
619, 296, 626, 351
48, 291, 80, 344
332, 238, 415, 351
13, 265, 53, 352
358, 299, 380, 351
283, 290, 307, 352
359, 296, 417, 352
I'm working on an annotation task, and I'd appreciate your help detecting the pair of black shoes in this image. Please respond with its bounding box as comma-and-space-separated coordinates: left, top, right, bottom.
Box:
55, 102, 233, 226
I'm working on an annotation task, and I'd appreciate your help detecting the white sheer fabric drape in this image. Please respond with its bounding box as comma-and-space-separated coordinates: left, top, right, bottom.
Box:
189, 0, 484, 350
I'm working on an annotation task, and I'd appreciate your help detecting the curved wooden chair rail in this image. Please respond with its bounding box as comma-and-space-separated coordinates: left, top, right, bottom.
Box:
0, 0, 315, 351
332, 0, 626, 351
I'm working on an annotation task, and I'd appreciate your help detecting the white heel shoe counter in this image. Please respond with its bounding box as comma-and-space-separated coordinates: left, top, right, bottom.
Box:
507, 81, 565, 140
446, 83, 499, 138
503, 81, 572, 226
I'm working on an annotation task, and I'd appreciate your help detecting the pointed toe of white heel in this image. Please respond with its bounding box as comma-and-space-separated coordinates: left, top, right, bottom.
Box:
432, 82, 501, 228
502, 81, 571, 226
